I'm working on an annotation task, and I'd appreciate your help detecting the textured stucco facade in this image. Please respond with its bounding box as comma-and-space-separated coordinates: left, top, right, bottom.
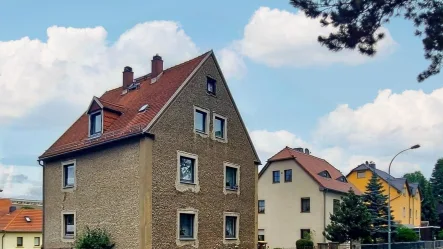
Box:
258, 160, 346, 248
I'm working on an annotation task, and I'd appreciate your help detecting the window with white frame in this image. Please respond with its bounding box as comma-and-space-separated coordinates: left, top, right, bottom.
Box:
194, 107, 209, 134
224, 213, 239, 240
213, 114, 227, 140
89, 111, 102, 136
63, 213, 75, 239
62, 161, 75, 189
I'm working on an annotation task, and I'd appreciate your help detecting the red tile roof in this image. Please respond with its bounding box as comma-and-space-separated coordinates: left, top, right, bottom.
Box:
39, 51, 211, 160
0, 209, 42, 232
261, 147, 361, 194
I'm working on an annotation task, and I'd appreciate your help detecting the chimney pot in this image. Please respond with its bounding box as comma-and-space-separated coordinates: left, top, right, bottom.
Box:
151, 54, 163, 78
123, 66, 134, 89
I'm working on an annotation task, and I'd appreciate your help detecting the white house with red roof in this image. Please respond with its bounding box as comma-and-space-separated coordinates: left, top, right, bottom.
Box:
258, 147, 361, 248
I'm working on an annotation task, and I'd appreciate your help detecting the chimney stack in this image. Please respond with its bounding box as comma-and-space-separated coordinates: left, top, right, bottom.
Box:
123, 66, 134, 89
151, 54, 163, 78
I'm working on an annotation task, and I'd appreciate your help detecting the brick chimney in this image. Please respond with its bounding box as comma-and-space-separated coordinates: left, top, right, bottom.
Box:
151, 54, 163, 78
122, 66, 134, 89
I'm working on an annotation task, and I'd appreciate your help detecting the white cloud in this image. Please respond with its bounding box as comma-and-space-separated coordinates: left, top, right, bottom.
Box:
235, 7, 396, 67
217, 48, 246, 80
0, 21, 199, 122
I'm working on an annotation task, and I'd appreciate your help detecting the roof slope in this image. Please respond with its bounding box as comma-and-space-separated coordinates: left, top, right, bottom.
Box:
260, 147, 361, 194
0, 209, 42, 232
40, 52, 210, 159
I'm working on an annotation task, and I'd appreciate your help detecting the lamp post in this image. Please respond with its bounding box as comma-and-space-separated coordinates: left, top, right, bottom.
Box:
388, 144, 420, 249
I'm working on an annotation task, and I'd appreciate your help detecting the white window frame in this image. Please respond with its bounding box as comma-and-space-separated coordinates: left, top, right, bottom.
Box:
88, 110, 103, 137
193, 106, 209, 136
357, 171, 366, 178
61, 160, 76, 191
176, 208, 199, 247
61, 211, 76, 242
223, 212, 240, 244
176, 151, 200, 193
212, 113, 228, 142
223, 162, 240, 195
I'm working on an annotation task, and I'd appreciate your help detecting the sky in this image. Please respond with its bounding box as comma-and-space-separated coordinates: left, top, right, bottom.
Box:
0, 0, 442, 200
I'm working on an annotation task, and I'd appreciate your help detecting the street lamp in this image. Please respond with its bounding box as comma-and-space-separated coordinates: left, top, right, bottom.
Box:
388, 144, 420, 249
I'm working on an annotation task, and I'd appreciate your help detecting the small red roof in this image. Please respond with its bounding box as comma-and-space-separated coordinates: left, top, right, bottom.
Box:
263, 147, 361, 194
40, 51, 211, 160
0, 209, 42, 232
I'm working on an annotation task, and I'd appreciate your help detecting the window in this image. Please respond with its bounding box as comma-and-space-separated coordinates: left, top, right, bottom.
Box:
180, 156, 195, 184
62, 161, 75, 189
301, 198, 310, 213
258, 229, 265, 241
214, 115, 226, 139
207, 77, 216, 95
301, 229, 310, 239
357, 171, 366, 178
89, 111, 102, 136
17, 237, 23, 247
333, 199, 340, 214
179, 213, 195, 239
258, 200, 265, 214
34, 237, 40, 246
284, 169, 292, 182
194, 107, 209, 134
225, 215, 238, 239
272, 171, 280, 183
63, 213, 75, 239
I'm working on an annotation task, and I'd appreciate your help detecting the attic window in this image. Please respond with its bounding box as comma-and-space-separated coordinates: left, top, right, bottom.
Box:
25, 216, 31, 222
337, 176, 348, 183
139, 104, 149, 112
319, 170, 331, 178
89, 111, 102, 136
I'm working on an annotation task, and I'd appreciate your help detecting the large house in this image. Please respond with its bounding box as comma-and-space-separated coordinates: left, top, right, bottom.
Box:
347, 162, 421, 227
258, 147, 360, 248
38, 51, 260, 249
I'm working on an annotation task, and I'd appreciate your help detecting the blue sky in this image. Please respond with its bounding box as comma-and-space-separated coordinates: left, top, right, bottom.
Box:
0, 0, 442, 200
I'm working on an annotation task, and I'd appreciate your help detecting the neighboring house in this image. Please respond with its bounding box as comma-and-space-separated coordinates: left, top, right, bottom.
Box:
347, 161, 421, 227
258, 147, 361, 248
38, 51, 260, 249
0, 209, 42, 249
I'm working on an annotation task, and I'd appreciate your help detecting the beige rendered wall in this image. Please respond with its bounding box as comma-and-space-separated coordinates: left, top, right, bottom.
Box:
148, 55, 258, 248
43, 139, 141, 249
2, 232, 42, 249
258, 160, 346, 248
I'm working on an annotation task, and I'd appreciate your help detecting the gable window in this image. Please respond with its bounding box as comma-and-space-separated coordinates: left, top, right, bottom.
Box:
34, 237, 40, 246
224, 162, 240, 194
258, 229, 265, 241
301, 198, 310, 213
258, 200, 265, 214
180, 156, 195, 184
272, 171, 280, 183
63, 213, 75, 239
194, 107, 209, 134
224, 213, 239, 240
284, 169, 292, 182
207, 77, 216, 95
333, 199, 340, 214
301, 229, 311, 239
89, 111, 102, 136
179, 213, 195, 239
357, 171, 366, 178
62, 160, 76, 190
213, 114, 227, 140
17, 237, 23, 247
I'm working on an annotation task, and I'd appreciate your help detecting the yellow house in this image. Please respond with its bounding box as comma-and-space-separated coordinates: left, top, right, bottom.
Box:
347, 162, 421, 227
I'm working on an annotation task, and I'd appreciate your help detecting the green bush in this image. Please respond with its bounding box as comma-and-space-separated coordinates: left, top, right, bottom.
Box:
437, 230, 443, 240
296, 239, 314, 249
395, 226, 419, 242
74, 226, 115, 249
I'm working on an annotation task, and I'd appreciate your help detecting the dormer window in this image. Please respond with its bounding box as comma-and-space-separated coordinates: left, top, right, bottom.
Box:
89, 111, 102, 136
319, 170, 331, 178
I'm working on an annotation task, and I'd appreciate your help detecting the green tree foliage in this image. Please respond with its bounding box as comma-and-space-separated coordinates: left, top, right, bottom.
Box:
289, 0, 443, 82
404, 171, 438, 225
74, 227, 115, 249
324, 189, 371, 247
395, 226, 419, 242
363, 173, 396, 242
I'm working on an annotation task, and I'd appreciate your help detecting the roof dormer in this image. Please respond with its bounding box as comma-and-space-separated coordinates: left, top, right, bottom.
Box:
86, 97, 124, 137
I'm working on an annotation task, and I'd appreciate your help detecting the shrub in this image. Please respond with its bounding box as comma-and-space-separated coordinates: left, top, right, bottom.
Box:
74, 226, 115, 249
296, 239, 314, 249
395, 226, 419, 242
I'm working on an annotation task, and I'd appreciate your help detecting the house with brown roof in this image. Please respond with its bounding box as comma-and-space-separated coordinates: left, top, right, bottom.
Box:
0, 208, 42, 249
257, 147, 360, 248
38, 51, 260, 249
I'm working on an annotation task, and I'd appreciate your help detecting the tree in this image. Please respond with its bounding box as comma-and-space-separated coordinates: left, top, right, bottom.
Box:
404, 171, 438, 225
324, 189, 372, 247
289, 0, 443, 82
363, 173, 396, 243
